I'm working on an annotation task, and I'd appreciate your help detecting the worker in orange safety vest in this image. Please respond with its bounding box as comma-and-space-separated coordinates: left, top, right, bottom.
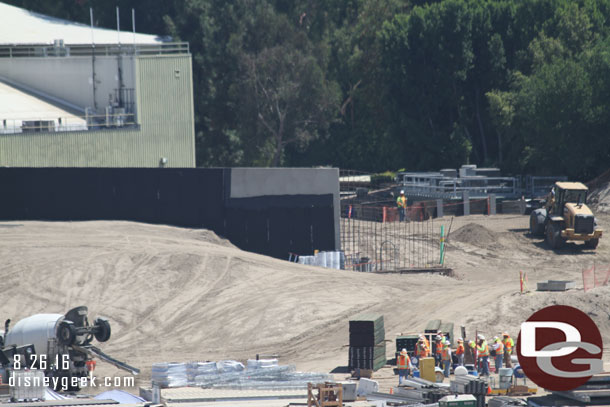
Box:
455, 338, 465, 366
434, 335, 444, 367
424, 335, 431, 351
502, 332, 514, 368
397, 348, 412, 384
416, 336, 430, 358
492, 336, 504, 374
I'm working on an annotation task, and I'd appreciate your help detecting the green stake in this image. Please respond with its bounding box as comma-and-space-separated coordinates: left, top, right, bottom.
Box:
440, 225, 445, 265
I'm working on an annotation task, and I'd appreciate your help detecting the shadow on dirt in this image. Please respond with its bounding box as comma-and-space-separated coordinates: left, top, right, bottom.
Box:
508, 228, 529, 233
510, 228, 597, 255
530, 240, 596, 255
330, 366, 351, 374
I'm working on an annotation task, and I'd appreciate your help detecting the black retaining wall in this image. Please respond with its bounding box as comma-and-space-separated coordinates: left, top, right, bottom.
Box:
0, 168, 336, 259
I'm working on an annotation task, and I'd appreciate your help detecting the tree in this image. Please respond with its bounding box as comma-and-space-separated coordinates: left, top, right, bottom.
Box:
224, 3, 341, 166
239, 44, 339, 166
486, 89, 514, 164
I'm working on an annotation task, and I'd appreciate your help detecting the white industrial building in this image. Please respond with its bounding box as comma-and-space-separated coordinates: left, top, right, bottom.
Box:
0, 2, 195, 167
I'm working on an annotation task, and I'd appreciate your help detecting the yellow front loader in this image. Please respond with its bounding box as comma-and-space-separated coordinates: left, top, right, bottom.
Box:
529, 182, 602, 249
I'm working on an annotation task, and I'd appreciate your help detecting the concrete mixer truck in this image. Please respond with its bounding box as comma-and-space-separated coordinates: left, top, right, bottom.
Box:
0, 306, 139, 391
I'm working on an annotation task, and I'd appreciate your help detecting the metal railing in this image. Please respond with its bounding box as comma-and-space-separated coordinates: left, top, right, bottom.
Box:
400, 175, 519, 199
0, 42, 189, 58
525, 175, 568, 198
0, 112, 137, 134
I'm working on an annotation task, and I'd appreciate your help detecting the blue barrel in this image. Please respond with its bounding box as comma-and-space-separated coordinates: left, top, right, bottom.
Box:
513, 364, 525, 378
468, 370, 479, 377
413, 370, 420, 378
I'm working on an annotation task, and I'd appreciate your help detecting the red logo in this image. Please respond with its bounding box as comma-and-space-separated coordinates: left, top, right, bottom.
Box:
516, 305, 603, 391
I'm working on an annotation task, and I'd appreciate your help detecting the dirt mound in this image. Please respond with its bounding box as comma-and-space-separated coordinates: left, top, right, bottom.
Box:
449, 223, 499, 246
1, 218, 609, 391
588, 169, 610, 213
587, 169, 610, 213
468, 284, 610, 342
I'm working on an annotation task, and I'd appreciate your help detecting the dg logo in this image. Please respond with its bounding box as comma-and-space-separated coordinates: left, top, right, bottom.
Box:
517, 305, 604, 391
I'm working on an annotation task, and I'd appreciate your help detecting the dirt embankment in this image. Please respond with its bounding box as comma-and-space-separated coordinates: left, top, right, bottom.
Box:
1, 216, 609, 389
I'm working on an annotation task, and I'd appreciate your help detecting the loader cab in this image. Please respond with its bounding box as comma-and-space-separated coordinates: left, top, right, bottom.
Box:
550, 182, 588, 216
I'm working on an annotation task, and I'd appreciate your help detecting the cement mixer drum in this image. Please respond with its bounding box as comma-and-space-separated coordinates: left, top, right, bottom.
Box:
4, 313, 63, 358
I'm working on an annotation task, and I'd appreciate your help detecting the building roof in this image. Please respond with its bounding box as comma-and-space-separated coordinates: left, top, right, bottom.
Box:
556, 181, 588, 191
0, 2, 166, 45
0, 80, 87, 132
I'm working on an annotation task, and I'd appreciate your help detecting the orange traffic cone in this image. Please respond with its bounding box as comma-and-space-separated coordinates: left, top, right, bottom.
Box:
390, 388, 394, 394
487, 385, 491, 395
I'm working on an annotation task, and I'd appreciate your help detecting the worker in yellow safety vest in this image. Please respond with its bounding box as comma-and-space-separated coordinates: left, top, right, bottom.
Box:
468, 340, 477, 367
441, 340, 452, 378
492, 336, 504, 374
397, 349, 412, 384
397, 190, 407, 222
502, 332, 514, 368
477, 334, 490, 376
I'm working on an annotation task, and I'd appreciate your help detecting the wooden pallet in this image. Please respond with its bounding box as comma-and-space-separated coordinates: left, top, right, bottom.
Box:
307, 382, 343, 407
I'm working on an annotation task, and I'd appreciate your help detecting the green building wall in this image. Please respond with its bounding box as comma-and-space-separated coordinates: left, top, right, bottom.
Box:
0, 54, 195, 167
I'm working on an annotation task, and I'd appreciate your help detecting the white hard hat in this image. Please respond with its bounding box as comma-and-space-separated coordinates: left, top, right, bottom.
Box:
458, 337, 463, 341
402, 348, 407, 353
400, 190, 405, 194
478, 334, 484, 340
444, 340, 450, 345
435, 335, 441, 340
493, 336, 499, 341
454, 366, 468, 376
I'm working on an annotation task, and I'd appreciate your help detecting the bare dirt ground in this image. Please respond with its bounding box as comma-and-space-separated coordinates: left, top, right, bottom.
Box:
1, 214, 609, 394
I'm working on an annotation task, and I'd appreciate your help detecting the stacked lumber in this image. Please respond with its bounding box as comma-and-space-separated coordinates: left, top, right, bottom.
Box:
348, 314, 386, 371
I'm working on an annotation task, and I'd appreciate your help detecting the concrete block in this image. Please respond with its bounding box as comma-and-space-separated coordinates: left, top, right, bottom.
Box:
437, 199, 444, 218
536, 280, 575, 291
338, 381, 357, 401
357, 378, 379, 396
463, 191, 470, 216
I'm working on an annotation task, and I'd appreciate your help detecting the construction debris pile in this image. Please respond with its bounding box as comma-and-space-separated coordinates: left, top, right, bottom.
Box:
151, 359, 331, 390
488, 396, 527, 406
348, 314, 386, 371
366, 376, 451, 405
527, 373, 610, 406
450, 375, 489, 407
296, 250, 344, 269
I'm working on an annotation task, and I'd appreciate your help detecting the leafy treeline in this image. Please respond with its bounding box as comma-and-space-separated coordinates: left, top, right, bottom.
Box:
9, 0, 610, 179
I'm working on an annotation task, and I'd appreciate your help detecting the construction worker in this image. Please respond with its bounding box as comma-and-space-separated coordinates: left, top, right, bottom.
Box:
416, 336, 430, 358
502, 332, 514, 368
397, 190, 407, 222
455, 338, 465, 366
467, 340, 477, 366
434, 335, 443, 367
423, 334, 431, 352
441, 340, 452, 378
397, 348, 412, 384
477, 334, 490, 376
492, 336, 504, 374
546, 188, 556, 213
